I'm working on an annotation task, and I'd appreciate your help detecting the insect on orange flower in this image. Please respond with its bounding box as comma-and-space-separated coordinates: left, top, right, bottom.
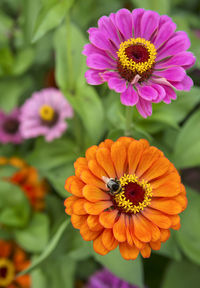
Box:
64, 137, 187, 260
0, 240, 30, 287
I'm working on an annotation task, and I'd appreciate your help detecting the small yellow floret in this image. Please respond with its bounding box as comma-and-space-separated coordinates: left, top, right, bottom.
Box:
114, 174, 152, 214
39, 105, 55, 121
117, 37, 157, 74
0, 258, 15, 286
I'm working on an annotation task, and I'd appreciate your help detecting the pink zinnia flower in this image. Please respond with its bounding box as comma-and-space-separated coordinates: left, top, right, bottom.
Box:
83, 8, 195, 117
20, 88, 73, 142
0, 108, 23, 144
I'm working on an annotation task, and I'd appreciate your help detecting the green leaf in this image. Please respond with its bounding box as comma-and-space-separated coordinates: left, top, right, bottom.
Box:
176, 187, 200, 265
94, 249, 144, 288
32, 0, 74, 43
26, 138, 77, 172
12, 48, 35, 75
131, 0, 170, 14
0, 164, 18, 178
161, 260, 200, 288
18, 219, 70, 276
173, 109, 200, 168
14, 213, 50, 253
0, 181, 31, 228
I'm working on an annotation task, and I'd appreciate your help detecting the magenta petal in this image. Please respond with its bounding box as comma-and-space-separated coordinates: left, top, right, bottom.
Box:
162, 86, 176, 103
136, 98, 152, 118
137, 85, 158, 101
153, 21, 176, 49
86, 53, 116, 70
132, 8, 145, 38
89, 30, 116, 56
120, 85, 139, 106
140, 10, 159, 40
98, 16, 121, 48
170, 75, 193, 91
150, 84, 166, 103
115, 8, 133, 39
154, 67, 186, 82
157, 31, 191, 61
85, 70, 104, 85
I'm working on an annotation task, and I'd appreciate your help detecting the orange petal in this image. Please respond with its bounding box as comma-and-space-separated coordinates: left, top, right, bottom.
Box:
150, 240, 161, 250
73, 198, 87, 215
117, 136, 133, 148
65, 175, 77, 192
142, 208, 171, 229
99, 210, 118, 228
102, 229, 118, 251
140, 244, 151, 258
16, 275, 31, 287
125, 215, 134, 246
111, 141, 126, 178
83, 185, 110, 202
99, 139, 114, 150
152, 182, 180, 197
64, 196, 78, 215
181, 184, 186, 195
172, 222, 181, 230
150, 170, 180, 189
174, 193, 187, 211
80, 221, 100, 241
129, 216, 145, 249
96, 148, 116, 178
0, 157, 8, 165
74, 157, 88, 177
119, 242, 139, 260
160, 229, 170, 242
170, 215, 180, 226
136, 146, 162, 178
84, 200, 112, 215
93, 233, 109, 255
128, 139, 148, 175
113, 214, 127, 242
70, 178, 85, 197
86, 145, 98, 161
0, 241, 12, 258
87, 215, 103, 231
150, 198, 182, 215
142, 157, 170, 182
80, 169, 106, 190
140, 215, 161, 242
71, 214, 87, 229
133, 214, 152, 243
88, 159, 108, 179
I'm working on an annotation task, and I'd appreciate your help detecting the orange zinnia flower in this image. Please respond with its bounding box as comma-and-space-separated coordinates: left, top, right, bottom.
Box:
0, 157, 47, 211
64, 137, 187, 260
0, 239, 30, 287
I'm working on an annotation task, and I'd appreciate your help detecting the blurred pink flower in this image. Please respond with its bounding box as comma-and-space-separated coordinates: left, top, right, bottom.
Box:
83, 8, 195, 117
20, 88, 73, 142
0, 108, 23, 144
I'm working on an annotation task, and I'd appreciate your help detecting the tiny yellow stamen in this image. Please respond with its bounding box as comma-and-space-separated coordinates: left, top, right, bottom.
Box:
114, 174, 152, 214
39, 105, 55, 122
0, 258, 15, 287
117, 37, 157, 74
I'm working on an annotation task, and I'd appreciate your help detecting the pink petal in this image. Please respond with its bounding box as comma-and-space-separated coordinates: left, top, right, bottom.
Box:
140, 10, 160, 40
150, 83, 166, 103
153, 21, 176, 49
120, 85, 139, 106
153, 67, 186, 82
82, 43, 106, 57
85, 69, 104, 85
155, 52, 196, 70
115, 9, 133, 40
170, 75, 193, 91
156, 31, 191, 61
136, 98, 152, 118
162, 86, 176, 103
137, 85, 158, 101
98, 15, 121, 48
89, 30, 117, 57
86, 53, 116, 70
132, 8, 145, 38
108, 76, 127, 93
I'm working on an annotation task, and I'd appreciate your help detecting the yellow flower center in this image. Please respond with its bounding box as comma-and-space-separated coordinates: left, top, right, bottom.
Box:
0, 258, 15, 287
39, 105, 55, 122
114, 174, 152, 214
117, 37, 157, 78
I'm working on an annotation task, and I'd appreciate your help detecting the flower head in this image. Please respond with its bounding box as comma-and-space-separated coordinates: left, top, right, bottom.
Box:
64, 137, 187, 260
87, 268, 138, 288
83, 9, 195, 117
20, 88, 73, 142
0, 157, 47, 211
0, 239, 30, 288
0, 109, 23, 144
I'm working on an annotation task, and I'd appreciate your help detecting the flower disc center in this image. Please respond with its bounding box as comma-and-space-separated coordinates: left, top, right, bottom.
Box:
124, 182, 145, 205
125, 44, 150, 63
3, 118, 19, 134
0, 258, 15, 287
39, 105, 58, 127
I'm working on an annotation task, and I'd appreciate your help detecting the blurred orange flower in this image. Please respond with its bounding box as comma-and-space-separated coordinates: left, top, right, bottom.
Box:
64, 137, 187, 260
0, 157, 47, 211
0, 239, 30, 288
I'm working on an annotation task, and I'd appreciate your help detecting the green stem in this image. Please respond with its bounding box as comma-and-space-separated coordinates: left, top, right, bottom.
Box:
125, 106, 133, 136
66, 13, 74, 90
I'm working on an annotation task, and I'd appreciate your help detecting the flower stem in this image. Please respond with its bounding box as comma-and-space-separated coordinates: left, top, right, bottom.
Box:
125, 106, 133, 136
66, 13, 74, 90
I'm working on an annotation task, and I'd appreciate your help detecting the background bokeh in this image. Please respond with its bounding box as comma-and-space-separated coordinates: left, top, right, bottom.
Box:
0, 0, 200, 287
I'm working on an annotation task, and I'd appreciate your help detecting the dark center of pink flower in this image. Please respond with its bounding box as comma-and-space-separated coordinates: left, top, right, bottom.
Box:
41, 112, 59, 127
0, 266, 7, 279
3, 118, 19, 134
124, 182, 145, 205
125, 44, 150, 63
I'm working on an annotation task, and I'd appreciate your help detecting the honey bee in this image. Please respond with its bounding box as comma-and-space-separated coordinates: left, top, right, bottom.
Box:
102, 176, 122, 196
